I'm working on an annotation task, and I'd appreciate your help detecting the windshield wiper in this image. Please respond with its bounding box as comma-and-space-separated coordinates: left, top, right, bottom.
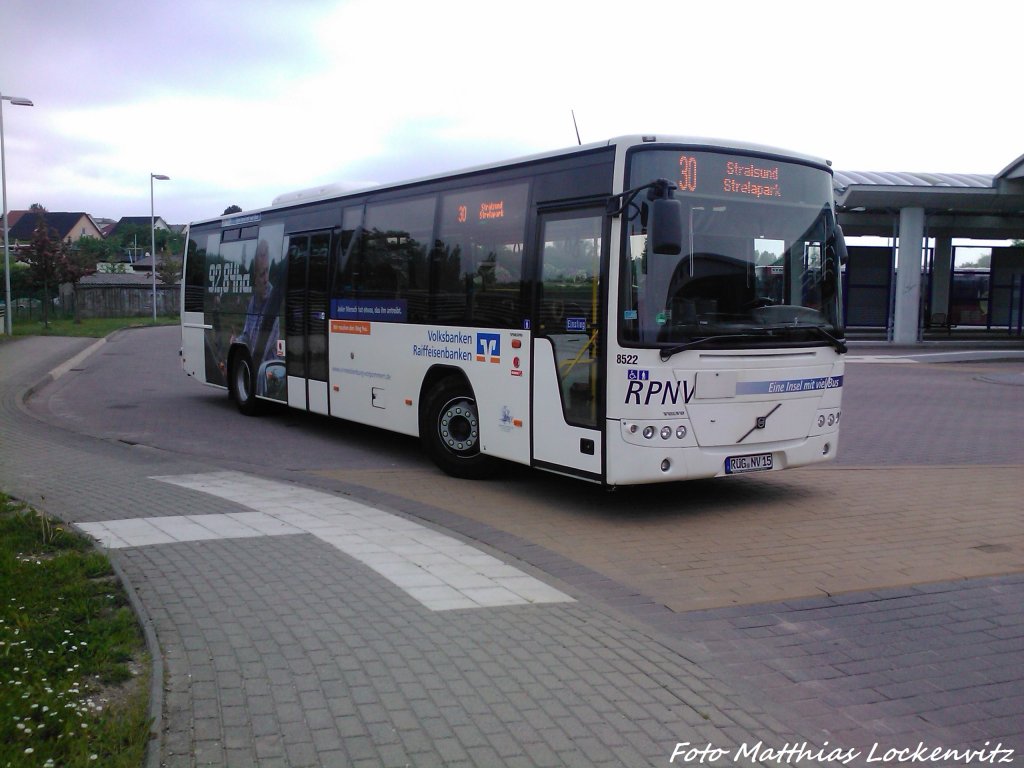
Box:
658, 325, 847, 361
801, 325, 848, 354
659, 334, 767, 361
761, 324, 847, 354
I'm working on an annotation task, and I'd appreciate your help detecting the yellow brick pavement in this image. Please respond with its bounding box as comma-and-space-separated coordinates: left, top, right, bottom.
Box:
315, 463, 1024, 612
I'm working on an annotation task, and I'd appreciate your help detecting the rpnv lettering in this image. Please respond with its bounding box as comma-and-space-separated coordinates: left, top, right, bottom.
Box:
624, 379, 694, 406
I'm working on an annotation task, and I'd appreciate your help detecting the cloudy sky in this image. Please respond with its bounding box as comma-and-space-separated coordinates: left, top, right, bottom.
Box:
2, 0, 1021, 226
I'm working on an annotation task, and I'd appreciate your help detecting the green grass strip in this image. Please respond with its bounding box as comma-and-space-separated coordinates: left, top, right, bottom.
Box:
0, 495, 150, 768
7, 316, 177, 339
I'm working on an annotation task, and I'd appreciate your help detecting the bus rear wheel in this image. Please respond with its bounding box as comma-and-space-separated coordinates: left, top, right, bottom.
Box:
421, 377, 494, 479
230, 351, 262, 416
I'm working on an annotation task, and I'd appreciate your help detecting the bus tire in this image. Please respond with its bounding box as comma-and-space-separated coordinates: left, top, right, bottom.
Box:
230, 350, 262, 416
421, 377, 494, 479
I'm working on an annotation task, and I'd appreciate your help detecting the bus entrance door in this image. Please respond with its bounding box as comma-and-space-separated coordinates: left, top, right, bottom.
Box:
285, 231, 331, 415
531, 208, 605, 479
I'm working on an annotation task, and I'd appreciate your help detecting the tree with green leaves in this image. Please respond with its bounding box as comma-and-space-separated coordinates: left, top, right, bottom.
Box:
223, 205, 243, 215
17, 212, 101, 325
152, 228, 184, 289
157, 229, 185, 259
75, 234, 121, 264
8, 261, 31, 300
157, 253, 182, 286
962, 254, 991, 269
108, 223, 150, 262
18, 212, 64, 328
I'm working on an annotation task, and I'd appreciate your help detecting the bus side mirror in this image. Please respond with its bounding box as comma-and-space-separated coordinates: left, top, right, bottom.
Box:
823, 224, 847, 299
649, 197, 683, 255
833, 224, 848, 265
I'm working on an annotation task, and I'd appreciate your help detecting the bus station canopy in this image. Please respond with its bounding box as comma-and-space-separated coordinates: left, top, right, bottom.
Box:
834, 153, 1024, 239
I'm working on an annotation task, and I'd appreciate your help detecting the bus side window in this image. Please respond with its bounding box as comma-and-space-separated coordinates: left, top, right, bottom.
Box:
537, 212, 603, 427
435, 182, 528, 328
358, 196, 435, 322
430, 239, 466, 324
331, 206, 363, 300
183, 236, 206, 313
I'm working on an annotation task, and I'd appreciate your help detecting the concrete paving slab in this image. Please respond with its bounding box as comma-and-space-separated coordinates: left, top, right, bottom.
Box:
316, 464, 1024, 613
81, 470, 579, 613
4, 329, 1024, 766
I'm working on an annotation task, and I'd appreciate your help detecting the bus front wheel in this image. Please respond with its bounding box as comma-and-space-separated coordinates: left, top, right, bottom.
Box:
230, 351, 262, 416
421, 377, 494, 479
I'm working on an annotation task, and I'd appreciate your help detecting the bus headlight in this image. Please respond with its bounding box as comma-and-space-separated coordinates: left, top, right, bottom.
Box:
622, 419, 692, 447
811, 408, 842, 436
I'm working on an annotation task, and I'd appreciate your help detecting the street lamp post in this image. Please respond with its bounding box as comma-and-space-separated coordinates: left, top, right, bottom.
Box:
2, 92, 34, 335
150, 173, 170, 323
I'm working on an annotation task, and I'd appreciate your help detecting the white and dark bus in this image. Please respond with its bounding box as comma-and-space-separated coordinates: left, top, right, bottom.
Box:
180, 135, 846, 485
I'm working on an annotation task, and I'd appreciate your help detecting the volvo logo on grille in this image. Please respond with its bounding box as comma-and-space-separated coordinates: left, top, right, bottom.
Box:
739, 403, 782, 443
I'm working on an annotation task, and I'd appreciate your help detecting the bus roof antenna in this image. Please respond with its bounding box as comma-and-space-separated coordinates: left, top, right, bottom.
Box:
571, 110, 582, 146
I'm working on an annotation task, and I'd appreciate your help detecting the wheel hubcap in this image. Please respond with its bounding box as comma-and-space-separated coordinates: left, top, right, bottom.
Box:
438, 397, 479, 454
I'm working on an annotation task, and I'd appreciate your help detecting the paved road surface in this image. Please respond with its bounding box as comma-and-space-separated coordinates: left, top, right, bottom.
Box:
1, 328, 1022, 766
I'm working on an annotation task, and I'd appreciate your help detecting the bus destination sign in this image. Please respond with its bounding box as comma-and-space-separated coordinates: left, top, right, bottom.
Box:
455, 199, 506, 224
443, 182, 528, 233
679, 154, 782, 200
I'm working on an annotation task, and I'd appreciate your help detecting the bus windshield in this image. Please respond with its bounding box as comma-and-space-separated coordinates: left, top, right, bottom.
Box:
620, 148, 843, 349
